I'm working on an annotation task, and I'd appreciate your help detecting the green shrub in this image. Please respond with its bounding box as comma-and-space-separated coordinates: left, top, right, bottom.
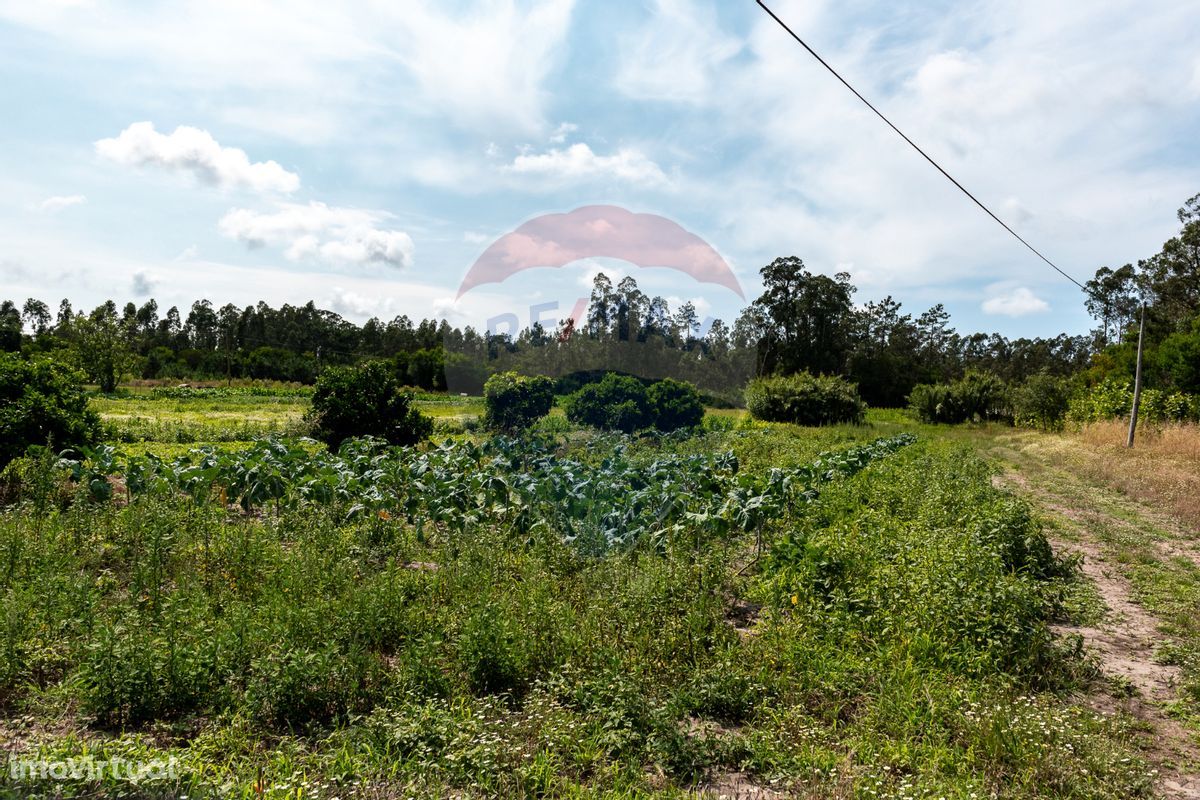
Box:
909, 372, 1009, 424
0, 352, 100, 468
564, 373, 651, 433
483, 372, 555, 432
307, 361, 432, 449
564, 374, 708, 434
1067, 378, 1200, 425
647, 378, 705, 432
1010, 373, 1073, 431
744, 372, 866, 426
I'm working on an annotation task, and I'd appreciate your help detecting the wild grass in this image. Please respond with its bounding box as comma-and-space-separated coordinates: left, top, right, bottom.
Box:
1058, 421, 1200, 530
90, 392, 489, 445
1079, 419, 1200, 461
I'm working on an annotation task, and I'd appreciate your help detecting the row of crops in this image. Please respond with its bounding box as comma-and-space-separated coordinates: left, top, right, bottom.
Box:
60, 433, 916, 552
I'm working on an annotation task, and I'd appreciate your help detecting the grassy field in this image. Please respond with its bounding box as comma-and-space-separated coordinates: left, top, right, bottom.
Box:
2, 395, 1199, 797
89, 388, 486, 452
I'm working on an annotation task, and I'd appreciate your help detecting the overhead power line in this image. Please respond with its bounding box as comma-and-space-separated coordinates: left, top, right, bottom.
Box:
754, 0, 1089, 293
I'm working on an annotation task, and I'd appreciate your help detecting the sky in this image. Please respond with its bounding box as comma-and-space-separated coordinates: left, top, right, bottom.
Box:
1, 0, 1198, 339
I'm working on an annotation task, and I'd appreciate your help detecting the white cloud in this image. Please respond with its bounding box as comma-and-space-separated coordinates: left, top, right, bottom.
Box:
981, 286, 1050, 317
327, 287, 393, 318
37, 194, 87, 213
96, 122, 300, 194
0, 2, 579, 142
548, 122, 578, 144
507, 143, 669, 187
218, 201, 414, 269
131, 270, 157, 296
390, 1, 576, 133
615, 0, 742, 104
1002, 197, 1034, 227
577, 262, 628, 289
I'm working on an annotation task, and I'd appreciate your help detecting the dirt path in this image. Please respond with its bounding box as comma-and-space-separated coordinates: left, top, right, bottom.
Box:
994, 463, 1200, 798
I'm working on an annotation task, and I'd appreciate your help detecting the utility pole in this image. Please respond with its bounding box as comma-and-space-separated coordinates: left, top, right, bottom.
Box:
1126, 301, 1147, 448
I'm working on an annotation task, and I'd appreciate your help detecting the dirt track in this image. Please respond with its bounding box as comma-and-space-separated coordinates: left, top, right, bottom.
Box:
992, 435, 1200, 799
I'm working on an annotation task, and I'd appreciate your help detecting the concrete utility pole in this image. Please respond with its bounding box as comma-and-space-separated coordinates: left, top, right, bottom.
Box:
1126, 301, 1147, 448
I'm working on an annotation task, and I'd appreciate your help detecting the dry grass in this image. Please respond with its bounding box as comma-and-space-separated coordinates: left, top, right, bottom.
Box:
1079, 420, 1200, 462
1058, 421, 1200, 530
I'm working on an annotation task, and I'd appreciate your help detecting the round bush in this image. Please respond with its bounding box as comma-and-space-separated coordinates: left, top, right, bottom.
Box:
483, 371, 555, 432
744, 372, 866, 426
0, 352, 100, 468
564, 373, 651, 433
648, 378, 705, 432
307, 361, 432, 449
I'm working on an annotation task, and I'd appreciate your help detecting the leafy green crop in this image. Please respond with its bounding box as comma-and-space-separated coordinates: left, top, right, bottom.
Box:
59, 433, 916, 554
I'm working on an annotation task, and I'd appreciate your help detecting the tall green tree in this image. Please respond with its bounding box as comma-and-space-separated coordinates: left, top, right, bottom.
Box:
22, 299, 51, 337
0, 301, 21, 352
68, 307, 137, 392
744, 256, 856, 376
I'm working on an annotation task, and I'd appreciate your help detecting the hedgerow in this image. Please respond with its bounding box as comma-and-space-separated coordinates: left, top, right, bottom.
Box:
0, 352, 99, 468
1011, 373, 1073, 431
564, 373, 707, 433
1067, 377, 1200, 425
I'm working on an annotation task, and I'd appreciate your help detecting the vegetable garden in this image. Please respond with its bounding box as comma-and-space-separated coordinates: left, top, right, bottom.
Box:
0, 410, 1161, 798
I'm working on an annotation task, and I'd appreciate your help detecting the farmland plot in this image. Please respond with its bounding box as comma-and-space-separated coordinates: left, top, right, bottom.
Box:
0, 424, 1157, 798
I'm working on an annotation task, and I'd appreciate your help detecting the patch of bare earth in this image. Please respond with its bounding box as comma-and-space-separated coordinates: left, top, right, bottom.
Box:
727, 597, 762, 641
696, 771, 782, 799
994, 470, 1200, 798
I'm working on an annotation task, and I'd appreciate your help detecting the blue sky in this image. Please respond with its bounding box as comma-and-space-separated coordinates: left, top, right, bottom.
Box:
2, 0, 1198, 339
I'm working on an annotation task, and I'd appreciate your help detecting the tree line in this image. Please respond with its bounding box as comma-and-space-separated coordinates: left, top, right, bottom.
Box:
13, 190, 1197, 405
1, 264, 1096, 406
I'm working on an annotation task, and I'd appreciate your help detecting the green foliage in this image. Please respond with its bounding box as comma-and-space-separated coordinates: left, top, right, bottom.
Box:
744, 372, 866, 426
147, 385, 312, 400
909, 371, 1009, 424
306, 361, 432, 449
763, 442, 1066, 677
1011, 373, 1073, 431
1153, 316, 1200, 393
66, 310, 138, 393
1068, 377, 1200, 425
647, 378, 705, 432
57, 432, 914, 554
483, 372, 555, 432
563, 373, 650, 433
0, 352, 99, 469
747, 257, 855, 376
456, 603, 533, 696
0, 426, 1161, 797
562, 374, 720, 434
0, 430, 1158, 797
